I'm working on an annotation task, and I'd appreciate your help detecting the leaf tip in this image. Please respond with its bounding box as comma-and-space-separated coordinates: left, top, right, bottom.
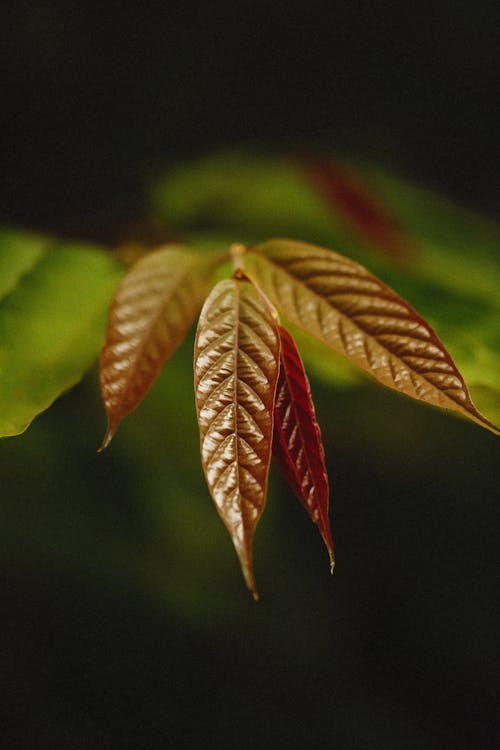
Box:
486, 419, 500, 437
461, 406, 500, 437
318, 523, 335, 574
98, 422, 117, 452
236, 547, 260, 600
241, 561, 259, 601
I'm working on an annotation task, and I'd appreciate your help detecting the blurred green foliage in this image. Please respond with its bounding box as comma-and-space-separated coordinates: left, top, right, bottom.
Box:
0, 229, 122, 436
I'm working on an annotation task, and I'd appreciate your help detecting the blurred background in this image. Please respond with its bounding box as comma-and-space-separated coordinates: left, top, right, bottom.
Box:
1, 2, 499, 748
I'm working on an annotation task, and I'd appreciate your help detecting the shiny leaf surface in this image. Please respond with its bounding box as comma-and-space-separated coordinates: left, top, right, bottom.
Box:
100, 247, 217, 448
0, 234, 122, 437
194, 278, 280, 596
152, 152, 500, 414
245, 239, 499, 435
273, 325, 334, 569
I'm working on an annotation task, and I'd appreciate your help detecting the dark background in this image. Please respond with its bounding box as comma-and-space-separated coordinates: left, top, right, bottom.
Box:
1, 2, 499, 749
2, 1, 500, 235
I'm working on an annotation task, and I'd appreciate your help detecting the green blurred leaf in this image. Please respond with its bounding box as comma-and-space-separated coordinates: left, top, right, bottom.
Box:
0, 230, 123, 437
354, 163, 500, 302
0, 228, 49, 300
151, 152, 344, 245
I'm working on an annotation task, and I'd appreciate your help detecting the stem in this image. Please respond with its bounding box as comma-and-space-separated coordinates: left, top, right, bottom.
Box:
230, 243, 247, 279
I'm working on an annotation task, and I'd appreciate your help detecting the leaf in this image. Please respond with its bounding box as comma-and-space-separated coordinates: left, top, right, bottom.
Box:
0, 228, 49, 301
297, 157, 416, 262
151, 151, 342, 245
194, 278, 280, 597
152, 151, 500, 301
152, 152, 500, 410
100, 246, 219, 448
352, 162, 500, 302
244, 239, 499, 435
0, 233, 123, 437
273, 325, 334, 570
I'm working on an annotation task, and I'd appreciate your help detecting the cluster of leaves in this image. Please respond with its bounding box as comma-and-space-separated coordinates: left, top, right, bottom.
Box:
153, 152, 500, 421
1, 152, 499, 597
98, 238, 498, 596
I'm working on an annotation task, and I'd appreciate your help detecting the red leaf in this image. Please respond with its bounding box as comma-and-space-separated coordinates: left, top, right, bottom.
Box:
273, 325, 334, 570
298, 157, 416, 262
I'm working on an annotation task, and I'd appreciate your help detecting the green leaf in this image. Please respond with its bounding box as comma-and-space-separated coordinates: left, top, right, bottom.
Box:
151, 152, 343, 246
352, 162, 500, 302
0, 228, 49, 301
0, 230, 123, 437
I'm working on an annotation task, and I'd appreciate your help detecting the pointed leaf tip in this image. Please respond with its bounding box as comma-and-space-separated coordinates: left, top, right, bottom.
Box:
272, 325, 335, 565
246, 239, 499, 436
194, 278, 280, 593
98, 422, 117, 452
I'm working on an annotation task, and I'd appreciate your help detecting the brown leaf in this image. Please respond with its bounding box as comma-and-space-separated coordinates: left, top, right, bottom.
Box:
100, 247, 217, 448
244, 239, 499, 435
273, 325, 334, 570
194, 278, 280, 597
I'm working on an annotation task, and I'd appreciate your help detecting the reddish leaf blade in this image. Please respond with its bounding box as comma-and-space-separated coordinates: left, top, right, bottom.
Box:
100, 247, 216, 448
273, 325, 334, 570
298, 157, 416, 262
194, 278, 280, 597
244, 239, 499, 435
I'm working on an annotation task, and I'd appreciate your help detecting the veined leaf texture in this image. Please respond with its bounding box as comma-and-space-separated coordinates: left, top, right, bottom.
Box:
244, 239, 499, 435
273, 325, 334, 570
194, 278, 280, 597
100, 247, 216, 448
1, 160, 499, 597
97, 234, 498, 595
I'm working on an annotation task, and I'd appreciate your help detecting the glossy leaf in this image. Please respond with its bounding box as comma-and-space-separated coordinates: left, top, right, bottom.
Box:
152, 151, 500, 300
151, 152, 500, 418
273, 325, 334, 569
194, 278, 280, 596
0, 233, 123, 437
244, 239, 499, 435
100, 246, 218, 448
